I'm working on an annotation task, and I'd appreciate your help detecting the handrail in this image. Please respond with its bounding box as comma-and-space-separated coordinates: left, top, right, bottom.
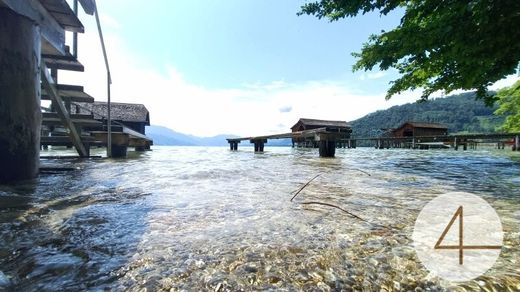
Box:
93, 0, 113, 157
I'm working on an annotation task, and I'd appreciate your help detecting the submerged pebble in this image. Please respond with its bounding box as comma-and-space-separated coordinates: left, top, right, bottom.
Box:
0, 271, 10, 286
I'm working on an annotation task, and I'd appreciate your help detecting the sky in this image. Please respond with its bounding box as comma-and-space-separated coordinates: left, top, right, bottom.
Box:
60, 0, 518, 137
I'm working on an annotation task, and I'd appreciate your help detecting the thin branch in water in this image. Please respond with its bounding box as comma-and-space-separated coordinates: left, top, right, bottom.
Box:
352, 168, 371, 176
300, 201, 392, 230
300, 201, 368, 222
290, 174, 321, 202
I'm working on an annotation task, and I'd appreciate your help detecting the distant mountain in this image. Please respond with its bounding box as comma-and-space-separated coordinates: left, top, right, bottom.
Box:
145, 125, 238, 146
350, 92, 504, 138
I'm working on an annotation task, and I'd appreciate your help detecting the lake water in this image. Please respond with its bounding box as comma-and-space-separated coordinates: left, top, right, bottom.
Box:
1, 146, 519, 290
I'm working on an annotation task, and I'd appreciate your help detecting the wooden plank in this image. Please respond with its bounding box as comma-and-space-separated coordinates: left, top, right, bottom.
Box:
42, 52, 84, 71
122, 126, 153, 141
39, 0, 84, 32
41, 135, 99, 146
40, 62, 88, 157
42, 117, 102, 126
1, 0, 66, 55
41, 84, 94, 103
43, 112, 93, 119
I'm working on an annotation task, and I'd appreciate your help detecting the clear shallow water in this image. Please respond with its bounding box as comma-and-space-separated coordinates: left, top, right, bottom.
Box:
0, 146, 519, 291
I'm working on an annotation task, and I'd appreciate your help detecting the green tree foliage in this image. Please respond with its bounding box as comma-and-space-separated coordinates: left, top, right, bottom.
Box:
350, 92, 504, 138
494, 80, 520, 132
299, 0, 520, 105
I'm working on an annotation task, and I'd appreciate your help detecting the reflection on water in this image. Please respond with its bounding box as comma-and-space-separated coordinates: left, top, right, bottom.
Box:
1, 146, 519, 290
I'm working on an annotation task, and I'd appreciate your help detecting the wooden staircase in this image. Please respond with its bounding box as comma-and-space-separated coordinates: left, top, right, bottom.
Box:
40, 56, 101, 157
38, 1, 152, 157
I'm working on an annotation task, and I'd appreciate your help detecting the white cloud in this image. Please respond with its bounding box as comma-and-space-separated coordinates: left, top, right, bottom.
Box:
59, 16, 420, 137
489, 74, 519, 91
367, 71, 387, 79
359, 70, 387, 81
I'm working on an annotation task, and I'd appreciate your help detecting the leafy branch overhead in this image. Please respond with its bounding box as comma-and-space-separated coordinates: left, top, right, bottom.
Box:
299, 0, 520, 105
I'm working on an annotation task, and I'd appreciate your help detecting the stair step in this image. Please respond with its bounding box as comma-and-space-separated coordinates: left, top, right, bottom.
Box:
41, 84, 94, 103
40, 1, 85, 33
42, 53, 84, 72
83, 125, 124, 132
42, 117, 102, 126
42, 112, 94, 120
41, 135, 102, 146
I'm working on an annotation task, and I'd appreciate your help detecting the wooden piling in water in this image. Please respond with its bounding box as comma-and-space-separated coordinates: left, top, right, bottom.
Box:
0, 8, 41, 182
319, 140, 336, 157
250, 139, 267, 153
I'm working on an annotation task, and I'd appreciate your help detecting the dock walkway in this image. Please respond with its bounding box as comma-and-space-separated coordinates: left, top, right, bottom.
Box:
354, 132, 520, 150
227, 127, 351, 157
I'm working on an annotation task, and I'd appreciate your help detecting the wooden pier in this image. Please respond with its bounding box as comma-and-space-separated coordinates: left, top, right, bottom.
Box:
352, 132, 520, 151
228, 131, 520, 158
227, 127, 351, 157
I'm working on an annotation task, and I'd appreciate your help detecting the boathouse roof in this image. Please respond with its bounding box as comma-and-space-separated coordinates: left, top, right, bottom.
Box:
80, 102, 150, 125
394, 122, 448, 130
291, 118, 350, 130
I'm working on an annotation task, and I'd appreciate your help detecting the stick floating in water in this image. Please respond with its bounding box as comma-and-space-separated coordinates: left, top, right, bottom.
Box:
290, 174, 321, 202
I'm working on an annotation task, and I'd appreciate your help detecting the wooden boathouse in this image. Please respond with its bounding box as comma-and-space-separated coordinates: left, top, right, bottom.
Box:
79, 102, 150, 135
0, 0, 152, 183
227, 118, 352, 157
391, 122, 448, 138
42, 101, 153, 154
291, 118, 352, 148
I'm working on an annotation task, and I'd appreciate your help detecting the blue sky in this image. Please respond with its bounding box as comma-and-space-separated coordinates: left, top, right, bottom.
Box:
103, 1, 400, 89
62, 0, 515, 137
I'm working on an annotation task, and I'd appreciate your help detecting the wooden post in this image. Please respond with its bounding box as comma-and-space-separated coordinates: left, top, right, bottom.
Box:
454, 137, 458, 151
228, 140, 239, 151
515, 135, 519, 151
250, 139, 266, 152
463, 139, 467, 151
352, 140, 356, 149
0, 8, 41, 182
316, 133, 336, 157
319, 140, 336, 157
111, 145, 127, 158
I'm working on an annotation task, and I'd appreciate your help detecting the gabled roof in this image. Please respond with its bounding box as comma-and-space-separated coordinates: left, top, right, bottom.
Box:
291, 118, 350, 130
80, 102, 150, 125
395, 122, 448, 130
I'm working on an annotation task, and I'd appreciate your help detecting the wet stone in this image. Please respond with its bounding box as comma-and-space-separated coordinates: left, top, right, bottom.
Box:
0, 271, 10, 287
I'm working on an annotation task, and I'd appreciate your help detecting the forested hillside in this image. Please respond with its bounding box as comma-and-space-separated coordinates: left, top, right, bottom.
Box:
350, 92, 504, 138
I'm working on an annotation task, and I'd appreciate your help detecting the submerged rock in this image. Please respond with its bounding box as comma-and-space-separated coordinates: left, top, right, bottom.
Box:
0, 271, 10, 287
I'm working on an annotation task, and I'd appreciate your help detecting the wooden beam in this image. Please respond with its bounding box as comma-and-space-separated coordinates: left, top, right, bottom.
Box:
39, 0, 84, 33
41, 62, 88, 157
1, 0, 66, 55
